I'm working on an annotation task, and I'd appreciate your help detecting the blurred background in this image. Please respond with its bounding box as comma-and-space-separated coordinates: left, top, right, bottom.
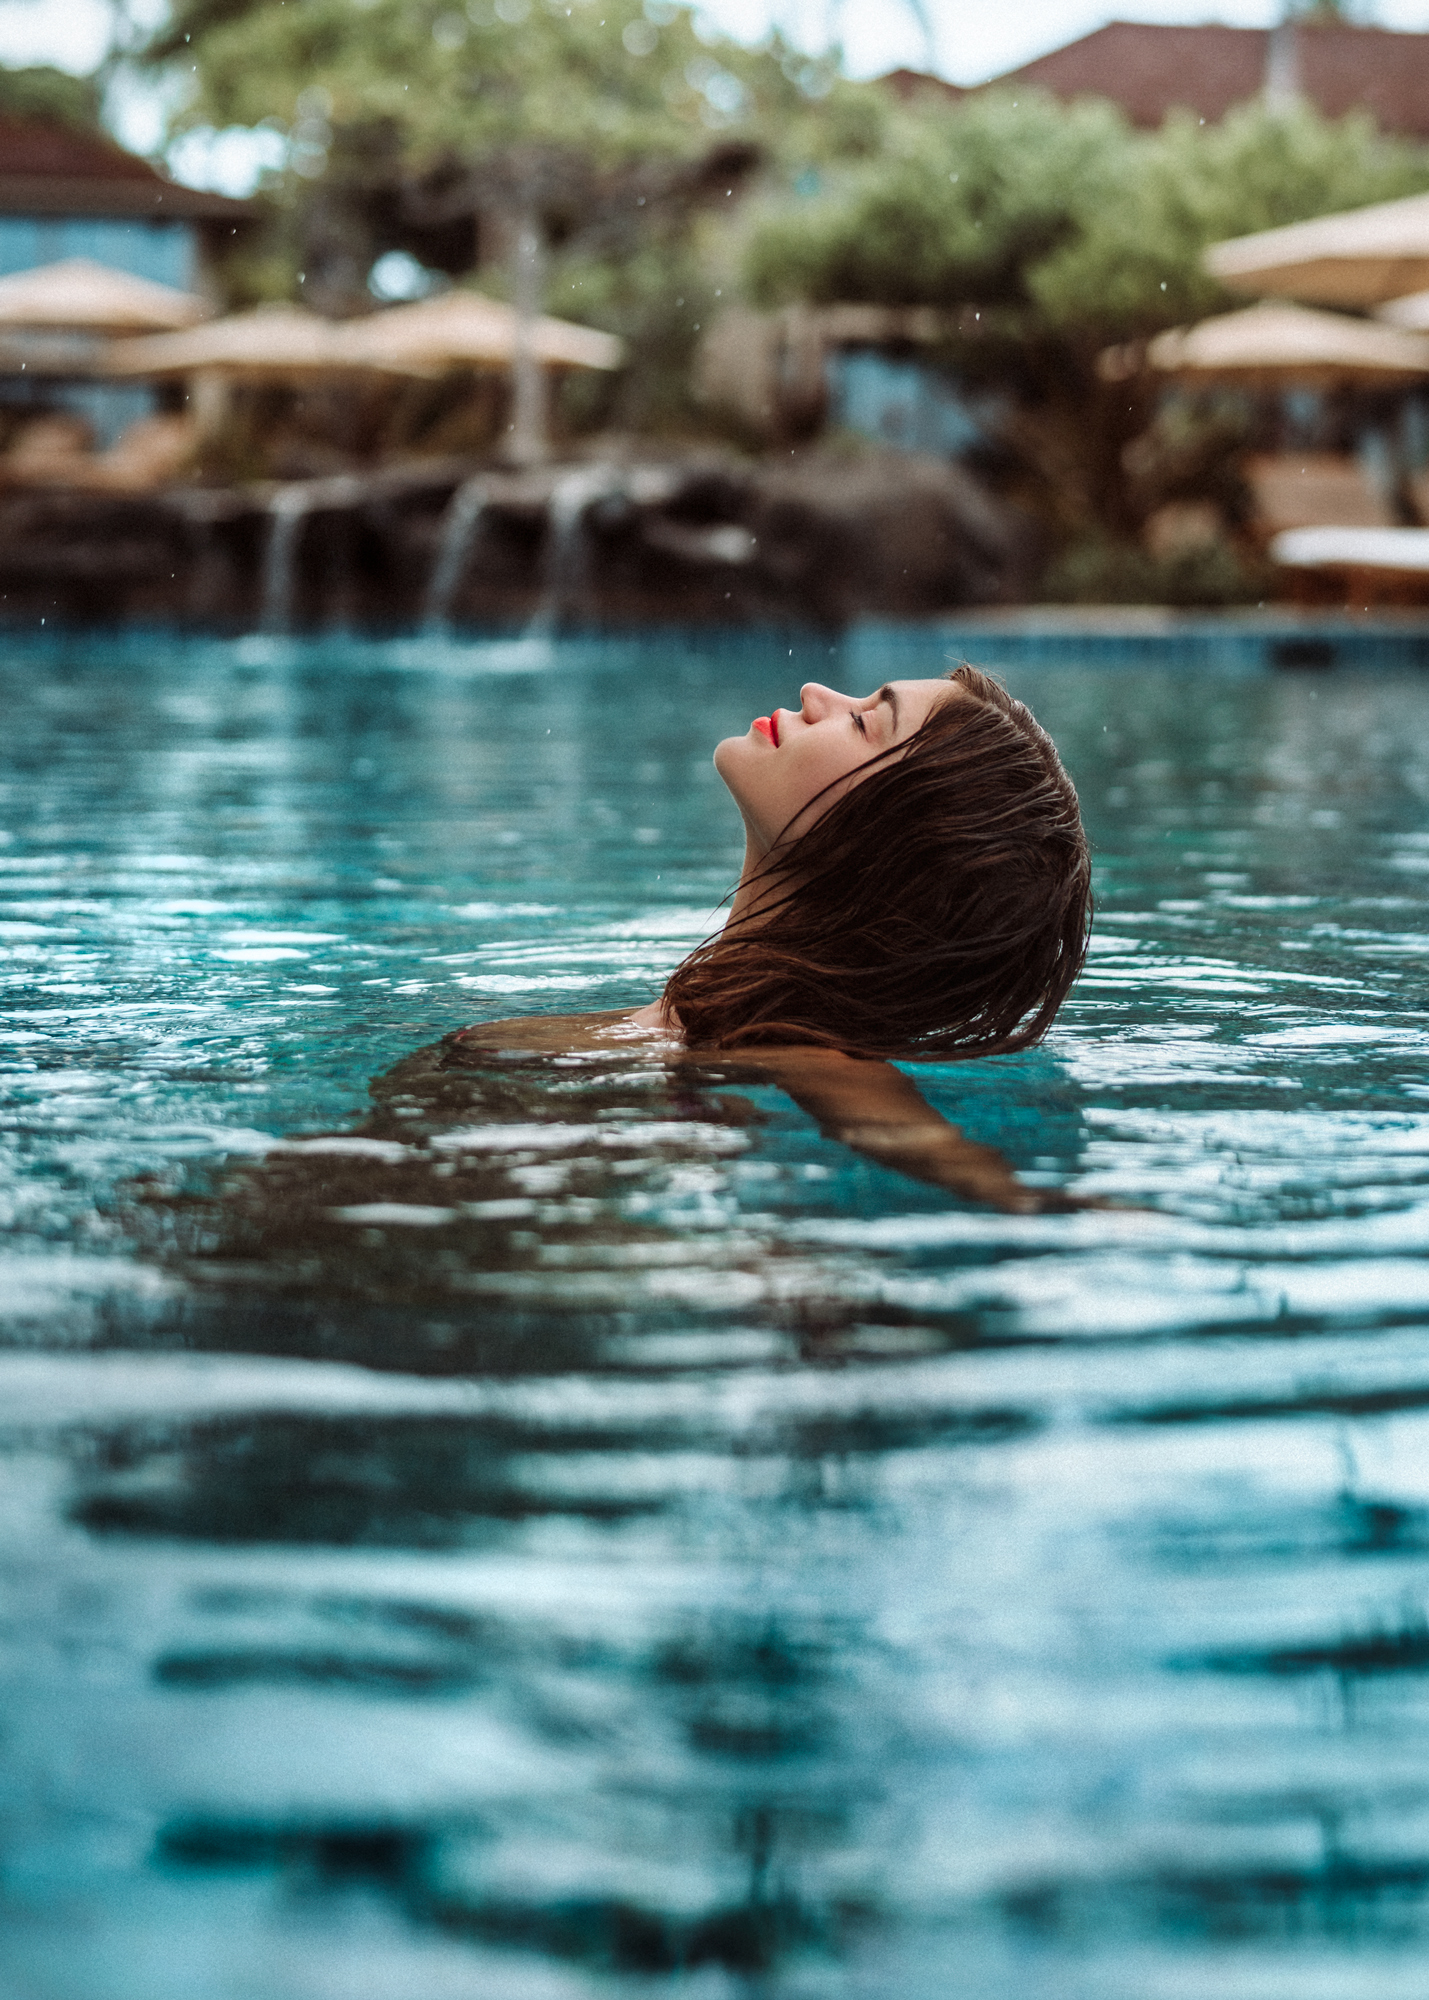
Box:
3, 1, 1429, 619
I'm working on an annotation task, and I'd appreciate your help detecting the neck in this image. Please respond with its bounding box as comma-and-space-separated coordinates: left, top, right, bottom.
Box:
727, 831, 771, 929
724, 828, 788, 928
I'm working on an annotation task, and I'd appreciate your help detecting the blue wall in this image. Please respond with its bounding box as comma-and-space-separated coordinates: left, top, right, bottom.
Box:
0, 377, 156, 448
0, 216, 194, 445
0, 216, 197, 290
827, 349, 986, 458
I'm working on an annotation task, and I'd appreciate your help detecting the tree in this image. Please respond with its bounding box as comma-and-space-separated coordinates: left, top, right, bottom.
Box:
0, 64, 103, 131
137, 0, 884, 456
1032, 97, 1429, 335
742, 90, 1429, 539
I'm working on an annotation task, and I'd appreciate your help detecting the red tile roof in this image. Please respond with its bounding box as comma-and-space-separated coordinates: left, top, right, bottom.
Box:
987, 21, 1429, 136
881, 69, 966, 106
0, 118, 157, 183
0, 117, 250, 219
1298, 24, 1429, 132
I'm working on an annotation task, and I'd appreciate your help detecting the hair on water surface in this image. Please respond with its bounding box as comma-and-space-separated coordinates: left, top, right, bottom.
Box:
665, 664, 1092, 1058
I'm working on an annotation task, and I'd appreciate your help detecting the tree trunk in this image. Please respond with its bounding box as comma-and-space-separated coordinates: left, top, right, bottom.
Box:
505, 200, 548, 466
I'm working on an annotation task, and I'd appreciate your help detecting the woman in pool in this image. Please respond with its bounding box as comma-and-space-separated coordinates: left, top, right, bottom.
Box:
124, 667, 1094, 1297
448, 665, 1093, 1212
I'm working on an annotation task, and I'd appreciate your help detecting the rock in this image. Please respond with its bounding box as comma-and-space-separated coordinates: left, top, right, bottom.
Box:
0, 489, 188, 622
0, 444, 1035, 630
741, 447, 1035, 623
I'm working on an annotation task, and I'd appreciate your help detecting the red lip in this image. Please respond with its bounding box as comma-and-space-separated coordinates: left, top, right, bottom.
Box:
753, 714, 777, 746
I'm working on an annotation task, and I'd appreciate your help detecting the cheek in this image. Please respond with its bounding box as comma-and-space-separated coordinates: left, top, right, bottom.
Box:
785, 738, 863, 814
714, 734, 866, 842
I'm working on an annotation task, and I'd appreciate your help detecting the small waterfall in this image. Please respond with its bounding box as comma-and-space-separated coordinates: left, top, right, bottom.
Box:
260, 484, 315, 633
423, 476, 489, 633
525, 464, 623, 640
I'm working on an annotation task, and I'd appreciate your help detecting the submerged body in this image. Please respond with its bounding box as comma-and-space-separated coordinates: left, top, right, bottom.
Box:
448, 1009, 1076, 1213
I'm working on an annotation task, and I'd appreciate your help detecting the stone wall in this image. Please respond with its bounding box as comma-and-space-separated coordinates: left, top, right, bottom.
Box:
0, 446, 1037, 631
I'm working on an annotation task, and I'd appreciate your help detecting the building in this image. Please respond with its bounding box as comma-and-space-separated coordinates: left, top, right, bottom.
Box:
0, 116, 251, 448
0, 116, 250, 295
886, 21, 1429, 138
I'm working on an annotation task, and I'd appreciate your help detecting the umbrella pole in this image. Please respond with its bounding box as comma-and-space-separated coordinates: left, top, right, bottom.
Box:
506, 199, 548, 467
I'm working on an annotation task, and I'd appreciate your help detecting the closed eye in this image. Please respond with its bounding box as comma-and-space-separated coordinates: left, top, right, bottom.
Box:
856, 687, 897, 742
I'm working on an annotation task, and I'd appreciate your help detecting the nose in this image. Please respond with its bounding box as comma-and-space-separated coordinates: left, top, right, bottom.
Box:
798, 683, 851, 720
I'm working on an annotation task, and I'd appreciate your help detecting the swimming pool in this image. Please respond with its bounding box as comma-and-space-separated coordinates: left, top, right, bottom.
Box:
2, 624, 1429, 1999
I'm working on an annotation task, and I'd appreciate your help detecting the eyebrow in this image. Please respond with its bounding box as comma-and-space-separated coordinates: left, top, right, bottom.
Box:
877, 685, 900, 733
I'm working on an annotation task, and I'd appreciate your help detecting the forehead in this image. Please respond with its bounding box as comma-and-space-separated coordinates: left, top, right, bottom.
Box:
890, 676, 960, 713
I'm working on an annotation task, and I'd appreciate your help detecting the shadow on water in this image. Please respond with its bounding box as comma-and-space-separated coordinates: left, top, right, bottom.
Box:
114, 1026, 1087, 1371
121, 1032, 780, 1317
146, 1608, 858, 1980
156, 1799, 845, 1977
148, 1611, 860, 1975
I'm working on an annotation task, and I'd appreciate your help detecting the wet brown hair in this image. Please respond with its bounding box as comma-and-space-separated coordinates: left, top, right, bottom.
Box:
663, 664, 1091, 1058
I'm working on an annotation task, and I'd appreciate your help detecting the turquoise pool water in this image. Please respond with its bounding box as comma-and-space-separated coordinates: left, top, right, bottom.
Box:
3, 625, 1429, 1999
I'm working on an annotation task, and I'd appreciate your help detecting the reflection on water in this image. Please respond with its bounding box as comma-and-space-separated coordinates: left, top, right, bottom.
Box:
3, 627, 1429, 1997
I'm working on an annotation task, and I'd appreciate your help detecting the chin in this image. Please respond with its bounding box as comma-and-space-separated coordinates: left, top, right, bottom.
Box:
712, 736, 760, 819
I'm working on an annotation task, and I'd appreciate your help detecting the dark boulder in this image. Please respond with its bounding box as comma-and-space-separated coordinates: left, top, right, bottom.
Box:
0, 445, 1036, 631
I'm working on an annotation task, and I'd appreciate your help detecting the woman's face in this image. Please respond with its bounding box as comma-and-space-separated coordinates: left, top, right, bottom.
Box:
715, 679, 957, 854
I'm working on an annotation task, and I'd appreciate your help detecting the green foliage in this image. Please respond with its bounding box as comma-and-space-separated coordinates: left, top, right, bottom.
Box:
0, 64, 103, 131
1034, 99, 1429, 337
1040, 530, 1271, 608
146, 0, 878, 174
745, 91, 1130, 313
549, 234, 717, 433
745, 90, 1429, 342
142, 0, 886, 333
741, 88, 1429, 575
161, 0, 696, 160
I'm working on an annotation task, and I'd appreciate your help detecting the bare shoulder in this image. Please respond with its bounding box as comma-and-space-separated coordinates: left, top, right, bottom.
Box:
449, 1007, 917, 1077
448, 1011, 877, 1072
449, 1009, 680, 1057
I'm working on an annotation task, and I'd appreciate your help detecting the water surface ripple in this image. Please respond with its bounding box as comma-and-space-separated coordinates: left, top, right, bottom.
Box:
2, 628, 1429, 1999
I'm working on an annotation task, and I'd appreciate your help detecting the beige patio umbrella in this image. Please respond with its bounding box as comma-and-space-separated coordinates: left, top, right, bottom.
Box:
0, 258, 213, 333
105, 302, 442, 442
1140, 300, 1429, 390
344, 291, 625, 373
1205, 192, 1429, 308
105, 302, 440, 381
1376, 290, 1429, 332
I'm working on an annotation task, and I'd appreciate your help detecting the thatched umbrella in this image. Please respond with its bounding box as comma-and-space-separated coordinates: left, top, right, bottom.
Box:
105, 302, 443, 447
0, 258, 213, 334
343, 292, 625, 374
105, 303, 438, 382
1376, 290, 1429, 332
1205, 192, 1429, 309
1139, 300, 1429, 390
